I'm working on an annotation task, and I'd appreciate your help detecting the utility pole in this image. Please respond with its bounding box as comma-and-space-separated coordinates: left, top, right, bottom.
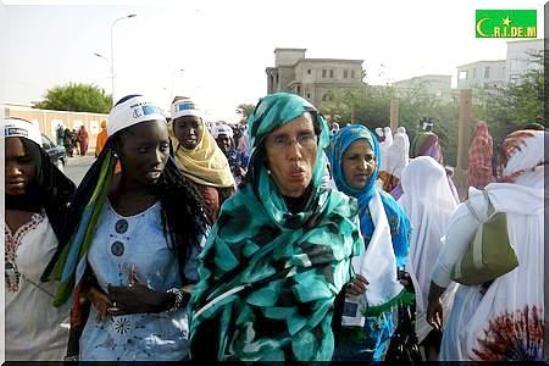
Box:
455, 89, 473, 198
390, 96, 399, 131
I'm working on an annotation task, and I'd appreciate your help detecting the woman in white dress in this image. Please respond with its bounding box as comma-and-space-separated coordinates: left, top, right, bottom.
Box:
43, 95, 209, 361
427, 129, 545, 361
4, 117, 75, 360
382, 127, 410, 199
398, 156, 458, 360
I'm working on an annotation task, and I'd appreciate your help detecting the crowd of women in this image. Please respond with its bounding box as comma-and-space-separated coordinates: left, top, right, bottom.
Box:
3, 92, 545, 361
56, 124, 90, 157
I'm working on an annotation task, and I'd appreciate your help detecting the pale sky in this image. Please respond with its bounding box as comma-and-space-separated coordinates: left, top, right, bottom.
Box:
0, 0, 545, 122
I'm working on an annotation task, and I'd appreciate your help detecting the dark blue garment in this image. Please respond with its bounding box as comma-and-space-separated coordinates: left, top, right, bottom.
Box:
226, 148, 249, 181
333, 312, 396, 361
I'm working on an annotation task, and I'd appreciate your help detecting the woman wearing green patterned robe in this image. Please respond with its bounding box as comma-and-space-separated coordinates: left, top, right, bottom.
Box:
189, 93, 363, 361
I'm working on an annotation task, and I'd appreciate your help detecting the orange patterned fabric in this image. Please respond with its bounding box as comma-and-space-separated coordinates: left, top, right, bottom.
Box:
467, 121, 494, 189
378, 171, 399, 193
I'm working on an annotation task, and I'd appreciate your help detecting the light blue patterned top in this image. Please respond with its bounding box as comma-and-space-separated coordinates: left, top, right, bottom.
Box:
79, 200, 195, 361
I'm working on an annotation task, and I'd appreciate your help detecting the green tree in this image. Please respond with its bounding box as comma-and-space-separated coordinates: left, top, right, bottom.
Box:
33, 82, 112, 113
319, 83, 460, 165
319, 85, 391, 128
235, 103, 256, 119
397, 88, 459, 166
315, 53, 544, 167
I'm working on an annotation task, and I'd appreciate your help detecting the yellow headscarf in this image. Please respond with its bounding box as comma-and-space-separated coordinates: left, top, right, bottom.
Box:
170, 119, 235, 188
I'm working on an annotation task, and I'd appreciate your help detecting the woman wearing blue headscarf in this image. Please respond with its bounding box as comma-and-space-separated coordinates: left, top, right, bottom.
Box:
329, 124, 412, 361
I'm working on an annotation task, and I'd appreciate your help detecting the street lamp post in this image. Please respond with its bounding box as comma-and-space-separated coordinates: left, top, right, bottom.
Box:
93, 52, 109, 65
93, 52, 111, 97
110, 14, 136, 103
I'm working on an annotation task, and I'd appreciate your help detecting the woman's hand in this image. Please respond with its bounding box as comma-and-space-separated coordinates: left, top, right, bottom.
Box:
345, 274, 369, 297
182, 284, 193, 294
426, 280, 447, 330
107, 269, 173, 316
426, 297, 443, 330
85, 286, 112, 322
107, 283, 174, 316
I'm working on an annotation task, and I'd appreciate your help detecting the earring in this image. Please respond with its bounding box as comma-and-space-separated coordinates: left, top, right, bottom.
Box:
267, 169, 271, 175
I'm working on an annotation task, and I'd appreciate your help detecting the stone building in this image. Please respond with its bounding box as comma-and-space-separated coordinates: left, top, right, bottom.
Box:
457, 60, 506, 89
457, 38, 544, 89
265, 48, 364, 106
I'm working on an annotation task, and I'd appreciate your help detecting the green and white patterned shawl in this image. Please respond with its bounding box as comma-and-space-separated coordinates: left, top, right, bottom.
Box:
189, 93, 363, 361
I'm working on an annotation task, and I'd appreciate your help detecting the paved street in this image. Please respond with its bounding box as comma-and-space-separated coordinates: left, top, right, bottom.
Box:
64, 154, 95, 185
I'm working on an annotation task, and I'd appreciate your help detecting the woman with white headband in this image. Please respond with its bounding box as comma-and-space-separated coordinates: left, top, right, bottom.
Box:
3, 117, 75, 360
170, 98, 235, 223
43, 95, 209, 361
213, 123, 249, 186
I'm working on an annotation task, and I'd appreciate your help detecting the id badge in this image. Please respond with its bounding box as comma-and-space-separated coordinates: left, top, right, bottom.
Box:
341, 297, 366, 327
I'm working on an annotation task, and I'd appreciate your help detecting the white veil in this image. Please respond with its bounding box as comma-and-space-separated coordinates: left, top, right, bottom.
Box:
398, 156, 458, 342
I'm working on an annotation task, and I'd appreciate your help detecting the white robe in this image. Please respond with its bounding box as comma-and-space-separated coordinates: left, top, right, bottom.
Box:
5, 213, 70, 361
432, 174, 544, 360
398, 156, 458, 343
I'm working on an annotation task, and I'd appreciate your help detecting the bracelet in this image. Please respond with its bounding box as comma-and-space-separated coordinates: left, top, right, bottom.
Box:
166, 288, 184, 313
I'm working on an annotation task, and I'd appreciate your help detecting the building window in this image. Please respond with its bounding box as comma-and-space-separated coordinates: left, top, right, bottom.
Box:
307, 93, 311, 99
484, 67, 490, 79
458, 71, 467, 80
322, 69, 327, 78
472, 68, 476, 79
307, 69, 311, 75
329, 69, 334, 78
351, 70, 355, 78
297, 85, 301, 95
344, 70, 348, 78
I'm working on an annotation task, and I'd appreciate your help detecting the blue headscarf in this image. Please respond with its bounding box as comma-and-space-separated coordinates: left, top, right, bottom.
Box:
328, 124, 410, 268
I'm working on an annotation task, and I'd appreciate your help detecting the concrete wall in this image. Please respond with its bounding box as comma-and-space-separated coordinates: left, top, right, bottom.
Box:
294, 61, 363, 105
266, 49, 364, 107
275, 66, 296, 93
4, 105, 108, 150
457, 61, 506, 89
298, 61, 362, 84
274, 49, 306, 67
